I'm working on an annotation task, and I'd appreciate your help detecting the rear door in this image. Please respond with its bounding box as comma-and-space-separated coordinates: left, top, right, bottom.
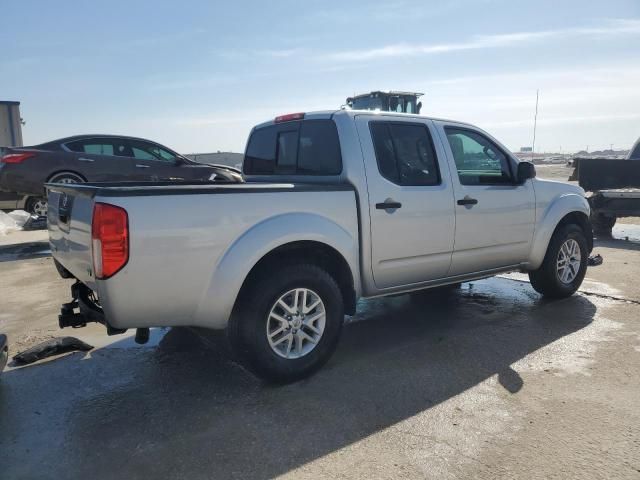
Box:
355, 115, 456, 289
65, 137, 139, 181
436, 122, 535, 275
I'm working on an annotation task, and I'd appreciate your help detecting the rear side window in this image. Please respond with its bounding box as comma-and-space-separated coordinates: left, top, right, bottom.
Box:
369, 122, 440, 186
244, 120, 342, 175
66, 139, 130, 157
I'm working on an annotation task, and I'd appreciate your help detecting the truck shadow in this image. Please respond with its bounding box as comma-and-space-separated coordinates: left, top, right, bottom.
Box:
0, 278, 597, 479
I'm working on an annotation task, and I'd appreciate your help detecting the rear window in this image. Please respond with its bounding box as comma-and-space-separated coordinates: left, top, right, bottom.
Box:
244, 119, 342, 175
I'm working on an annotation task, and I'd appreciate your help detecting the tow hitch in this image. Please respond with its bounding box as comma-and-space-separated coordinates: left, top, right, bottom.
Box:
58, 282, 127, 336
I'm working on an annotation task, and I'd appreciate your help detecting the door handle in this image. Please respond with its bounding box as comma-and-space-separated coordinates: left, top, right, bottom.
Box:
376, 200, 402, 210
457, 196, 478, 206
136, 164, 150, 168
78, 157, 94, 162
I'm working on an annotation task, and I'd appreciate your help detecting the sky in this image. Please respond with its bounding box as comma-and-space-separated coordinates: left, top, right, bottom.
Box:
1, 0, 639, 154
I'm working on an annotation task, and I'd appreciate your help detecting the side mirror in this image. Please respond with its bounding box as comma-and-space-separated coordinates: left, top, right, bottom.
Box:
517, 161, 536, 184
416, 101, 422, 114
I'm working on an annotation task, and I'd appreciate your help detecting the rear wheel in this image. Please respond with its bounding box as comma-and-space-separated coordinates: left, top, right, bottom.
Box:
228, 263, 344, 383
25, 197, 48, 217
528, 224, 588, 298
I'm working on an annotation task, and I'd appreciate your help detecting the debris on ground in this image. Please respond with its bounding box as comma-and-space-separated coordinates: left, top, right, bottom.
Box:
12, 337, 93, 366
0, 211, 19, 235
0, 210, 46, 235
588, 254, 604, 266
0, 334, 8, 374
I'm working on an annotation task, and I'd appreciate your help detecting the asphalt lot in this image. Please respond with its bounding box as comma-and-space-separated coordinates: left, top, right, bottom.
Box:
1, 167, 639, 479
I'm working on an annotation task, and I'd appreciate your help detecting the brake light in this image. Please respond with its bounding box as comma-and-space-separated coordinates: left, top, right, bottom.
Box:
92, 203, 129, 279
1, 152, 36, 163
274, 112, 305, 123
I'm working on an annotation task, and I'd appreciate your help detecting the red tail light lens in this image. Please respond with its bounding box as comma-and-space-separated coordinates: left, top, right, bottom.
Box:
1, 152, 36, 163
275, 112, 305, 123
92, 203, 129, 279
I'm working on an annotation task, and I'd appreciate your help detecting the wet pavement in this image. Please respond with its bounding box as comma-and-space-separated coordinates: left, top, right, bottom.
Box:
1, 235, 639, 478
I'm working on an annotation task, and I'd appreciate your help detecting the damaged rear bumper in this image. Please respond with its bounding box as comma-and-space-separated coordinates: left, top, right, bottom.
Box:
59, 281, 127, 336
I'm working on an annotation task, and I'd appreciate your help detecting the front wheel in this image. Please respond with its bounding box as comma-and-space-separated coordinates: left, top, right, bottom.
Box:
528, 224, 588, 298
228, 263, 344, 383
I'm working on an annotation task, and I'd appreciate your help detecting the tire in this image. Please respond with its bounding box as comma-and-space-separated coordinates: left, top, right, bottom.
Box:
591, 212, 616, 236
528, 224, 588, 298
228, 263, 344, 383
48, 171, 85, 185
25, 197, 48, 217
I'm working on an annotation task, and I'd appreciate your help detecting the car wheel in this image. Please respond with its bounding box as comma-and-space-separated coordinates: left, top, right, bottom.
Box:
228, 263, 344, 383
528, 224, 588, 298
48, 172, 85, 185
25, 197, 48, 217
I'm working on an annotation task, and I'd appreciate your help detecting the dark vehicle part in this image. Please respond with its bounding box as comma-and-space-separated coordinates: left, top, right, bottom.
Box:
0, 334, 7, 374
59, 281, 127, 336
529, 224, 589, 298
588, 254, 603, 267
569, 158, 640, 191
12, 337, 93, 366
346, 91, 424, 114
135, 328, 150, 345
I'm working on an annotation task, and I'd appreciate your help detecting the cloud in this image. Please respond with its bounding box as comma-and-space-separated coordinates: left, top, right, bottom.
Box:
321, 19, 640, 62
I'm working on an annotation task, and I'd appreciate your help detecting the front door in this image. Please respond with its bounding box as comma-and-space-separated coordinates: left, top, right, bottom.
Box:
355, 115, 456, 290
436, 123, 536, 276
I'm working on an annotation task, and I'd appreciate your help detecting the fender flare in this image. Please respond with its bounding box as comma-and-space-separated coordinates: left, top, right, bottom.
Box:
528, 193, 590, 269
194, 212, 360, 328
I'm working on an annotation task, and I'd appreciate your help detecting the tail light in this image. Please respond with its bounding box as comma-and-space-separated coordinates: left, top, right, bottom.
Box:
1, 152, 36, 163
92, 203, 129, 279
275, 112, 305, 123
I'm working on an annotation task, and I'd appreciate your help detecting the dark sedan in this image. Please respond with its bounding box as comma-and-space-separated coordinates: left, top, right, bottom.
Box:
0, 134, 242, 214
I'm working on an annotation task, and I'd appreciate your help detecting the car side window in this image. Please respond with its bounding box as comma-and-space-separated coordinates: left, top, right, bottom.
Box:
66, 139, 130, 157
129, 141, 177, 163
244, 120, 342, 175
369, 122, 440, 186
445, 128, 513, 185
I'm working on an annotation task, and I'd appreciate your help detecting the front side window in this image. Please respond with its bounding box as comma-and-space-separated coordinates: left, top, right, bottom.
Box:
369, 122, 440, 186
445, 128, 513, 185
244, 119, 342, 175
129, 140, 177, 163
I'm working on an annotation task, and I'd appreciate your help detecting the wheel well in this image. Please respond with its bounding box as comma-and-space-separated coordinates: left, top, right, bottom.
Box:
555, 211, 593, 252
237, 241, 357, 315
46, 170, 87, 183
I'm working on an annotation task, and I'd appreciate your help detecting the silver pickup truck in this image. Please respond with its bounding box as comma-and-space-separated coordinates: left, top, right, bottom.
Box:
47, 109, 592, 382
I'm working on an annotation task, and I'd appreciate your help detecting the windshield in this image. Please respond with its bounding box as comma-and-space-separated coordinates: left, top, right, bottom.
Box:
351, 96, 384, 111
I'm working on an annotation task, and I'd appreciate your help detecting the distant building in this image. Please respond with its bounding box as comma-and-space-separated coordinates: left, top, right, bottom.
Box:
0, 101, 23, 147
185, 151, 243, 169
520, 147, 532, 152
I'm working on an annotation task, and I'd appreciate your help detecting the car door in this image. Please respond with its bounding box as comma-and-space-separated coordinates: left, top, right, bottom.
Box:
435, 122, 536, 276
126, 140, 188, 181
355, 115, 456, 290
64, 137, 139, 181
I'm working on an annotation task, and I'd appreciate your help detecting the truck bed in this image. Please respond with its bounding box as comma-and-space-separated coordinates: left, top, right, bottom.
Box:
47, 181, 359, 330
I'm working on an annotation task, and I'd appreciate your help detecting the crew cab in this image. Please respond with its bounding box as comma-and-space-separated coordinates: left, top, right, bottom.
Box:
47, 110, 592, 382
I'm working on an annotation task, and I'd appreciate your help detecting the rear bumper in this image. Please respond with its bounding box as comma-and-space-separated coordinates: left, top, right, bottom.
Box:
0, 165, 44, 196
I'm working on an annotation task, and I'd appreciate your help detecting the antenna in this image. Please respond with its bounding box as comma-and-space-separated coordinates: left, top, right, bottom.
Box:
531, 89, 539, 162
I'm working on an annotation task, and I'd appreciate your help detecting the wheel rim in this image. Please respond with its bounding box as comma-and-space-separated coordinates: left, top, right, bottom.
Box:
50, 174, 83, 184
31, 198, 48, 217
266, 288, 326, 359
556, 239, 581, 284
